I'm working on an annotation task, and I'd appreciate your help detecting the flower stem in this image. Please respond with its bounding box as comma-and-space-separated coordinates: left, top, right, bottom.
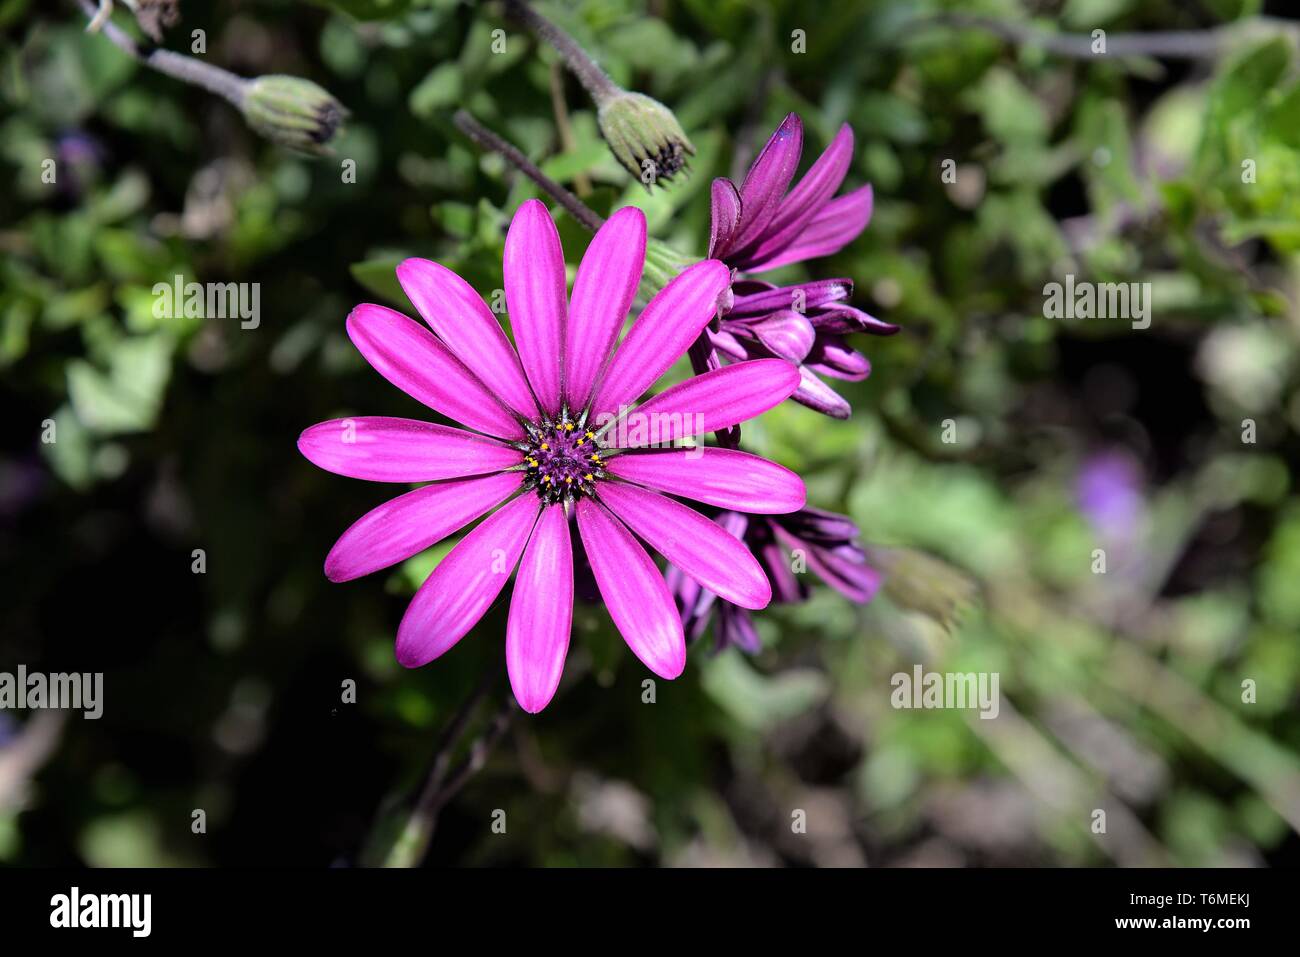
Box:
453, 109, 605, 233
926, 13, 1299, 60
75, 0, 249, 106
384, 676, 512, 868
503, 0, 620, 104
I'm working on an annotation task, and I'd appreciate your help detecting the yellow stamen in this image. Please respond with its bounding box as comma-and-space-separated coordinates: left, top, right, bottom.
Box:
584, 473, 594, 481
563, 422, 575, 431
540, 443, 549, 451
565, 476, 573, 484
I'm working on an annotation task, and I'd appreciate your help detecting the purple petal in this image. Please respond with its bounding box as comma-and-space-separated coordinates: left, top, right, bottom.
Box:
791, 365, 851, 419
740, 124, 853, 268
298, 417, 520, 483
324, 472, 520, 583
807, 335, 871, 381
395, 493, 539, 667
730, 113, 804, 253
603, 358, 799, 446
607, 448, 805, 514
775, 507, 861, 544
708, 178, 743, 258
715, 603, 762, 654
566, 206, 646, 411
758, 535, 807, 604
347, 303, 525, 440
729, 279, 852, 319
748, 183, 874, 274
748, 310, 816, 362
506, 503, 573, 713
588, 259, 731, 419
396, 258, 537, 420
597, 482, 771, 609
504, 199, 567, 416
812, 304, 899, 336
575, 498, 686, 679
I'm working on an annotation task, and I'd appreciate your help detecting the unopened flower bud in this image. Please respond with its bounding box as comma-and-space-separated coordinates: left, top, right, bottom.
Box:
241, 75, 347, 156
597, 91, 694, 187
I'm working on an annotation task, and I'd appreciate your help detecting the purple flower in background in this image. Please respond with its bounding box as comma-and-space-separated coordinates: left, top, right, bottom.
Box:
1076, 450, 1145, 545
701, 113, 895, 418
299, 200, 806, 712
669, 506, 882, 653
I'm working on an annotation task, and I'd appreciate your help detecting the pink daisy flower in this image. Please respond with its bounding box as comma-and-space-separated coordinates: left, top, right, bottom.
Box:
298, 200, 806, 713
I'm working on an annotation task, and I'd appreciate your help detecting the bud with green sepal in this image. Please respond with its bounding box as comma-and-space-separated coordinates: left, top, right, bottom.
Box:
241, 75, 348, 157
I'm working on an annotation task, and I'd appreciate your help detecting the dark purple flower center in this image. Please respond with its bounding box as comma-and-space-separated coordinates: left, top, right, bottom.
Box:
522, 420, 605, 504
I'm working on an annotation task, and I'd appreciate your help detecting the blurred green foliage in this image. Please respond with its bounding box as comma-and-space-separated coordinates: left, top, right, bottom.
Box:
2, 0, 1300, 867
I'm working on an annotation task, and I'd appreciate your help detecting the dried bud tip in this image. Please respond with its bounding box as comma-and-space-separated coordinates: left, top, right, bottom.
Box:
597, 92, 694, 188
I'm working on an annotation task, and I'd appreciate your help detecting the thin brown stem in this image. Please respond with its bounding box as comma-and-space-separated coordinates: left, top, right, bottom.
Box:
454, 109, 605, 233
74, 0, 249, 106
927, 13, 1299, 61
503, 0, 620, 103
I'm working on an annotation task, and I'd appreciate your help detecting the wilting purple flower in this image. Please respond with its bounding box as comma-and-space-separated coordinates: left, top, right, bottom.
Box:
710, 278, 898, 419
299, 200, 806, 712
669, 506, 882, 653
701, 113, 894, 418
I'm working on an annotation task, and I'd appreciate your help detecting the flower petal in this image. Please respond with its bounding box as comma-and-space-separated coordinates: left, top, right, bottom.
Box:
575, 498, 685, 679
728, 279, 851, 318
587, 259, 730, 419
730, 113, 803, 252
396, 258, 537, 419
807, 335, 871, 381
298, 417, 520, 483
395, 493, 539, 668
747, 183, 873, 273
347, 303, 525, 440
504, 199, 567, 416
566, 207, 646, 411
602, 358, 798, 446
790, 365, 851, 419
325, 472, 520, 583
746, 310, 816, 362
740, 124, 853, 267
707, 177, 743, 258
506, 504, 573, 713
607, 448, 805, 514
597, 482, 771, 609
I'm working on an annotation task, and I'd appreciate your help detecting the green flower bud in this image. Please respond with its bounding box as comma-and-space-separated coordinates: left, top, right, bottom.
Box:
597, 91, 695, 188
241, 75, 348, 157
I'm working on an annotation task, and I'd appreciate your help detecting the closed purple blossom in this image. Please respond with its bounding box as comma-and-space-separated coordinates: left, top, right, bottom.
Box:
299, 200, 807, 712
702, 113, 894, 418
669, 506, 882, 653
